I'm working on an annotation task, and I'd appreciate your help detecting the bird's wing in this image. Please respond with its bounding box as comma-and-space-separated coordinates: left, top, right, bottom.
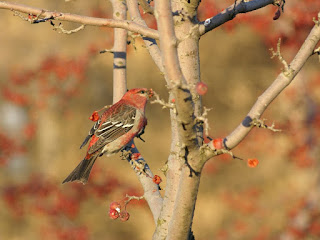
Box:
87, 104, 137, 154
80, 120, 101, 149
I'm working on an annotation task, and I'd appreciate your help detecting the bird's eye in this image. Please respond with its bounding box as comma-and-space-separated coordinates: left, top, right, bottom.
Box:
139, 90, 145, 94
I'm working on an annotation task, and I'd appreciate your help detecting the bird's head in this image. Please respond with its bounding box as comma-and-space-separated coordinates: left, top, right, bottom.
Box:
122, 88, 154, 108
126, 88, 153, 99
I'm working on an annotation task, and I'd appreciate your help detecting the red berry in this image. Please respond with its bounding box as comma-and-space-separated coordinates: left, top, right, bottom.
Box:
212, 138, 223, 149
109, 209, 119, 220
119, 211, 130, 222
89, 111, 99, 122
247, 158, 259, 168
196, 82, 208, 96
153, 175, 162, 185
171, 98, 175, 103
131, 153, 141, 160
109, 202, 121, 211
148, 89, 154, 98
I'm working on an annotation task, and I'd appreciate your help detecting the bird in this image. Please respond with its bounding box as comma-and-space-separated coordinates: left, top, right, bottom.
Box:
62, 88, 154, 184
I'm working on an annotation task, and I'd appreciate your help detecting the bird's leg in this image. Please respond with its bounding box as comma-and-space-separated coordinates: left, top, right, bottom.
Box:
136, 126, 145, 142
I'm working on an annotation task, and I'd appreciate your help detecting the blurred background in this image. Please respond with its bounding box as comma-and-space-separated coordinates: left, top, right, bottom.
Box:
0, 0, 320, 239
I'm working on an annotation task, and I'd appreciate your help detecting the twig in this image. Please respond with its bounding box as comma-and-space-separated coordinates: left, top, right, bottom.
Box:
0, 1, 159, 39
150, 91, 176, 110
12, 10, 31, 21
223, 15, 320, 150
270, 38, 292, 75
127, 31, 141, 50
250, 118, 282, 132
51, 22, 85, 34
195, 107, 211, 136
100, 49, 114, 54
127, 0, 163, 73
313, 12, 320, 26
124, 194, 144, 206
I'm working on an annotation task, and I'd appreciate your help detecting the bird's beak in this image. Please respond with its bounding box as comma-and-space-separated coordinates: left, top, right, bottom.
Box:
148, 89, 154, 99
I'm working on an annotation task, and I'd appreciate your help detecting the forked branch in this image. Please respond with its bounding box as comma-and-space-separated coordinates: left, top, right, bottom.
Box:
199, 0, 275, 35
0, 1, 159, 39
220, 13, 320, 152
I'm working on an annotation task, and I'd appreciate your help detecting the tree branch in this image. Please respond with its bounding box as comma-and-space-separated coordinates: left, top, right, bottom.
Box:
152, 1, 204, 239
124, 142, 163, 223
198, 0, 275, 36
127, 0, 164, 73
111, 0, 128, 102
0, 1, 159, 39
109, 0, 162, 222
204, 13, 320, 157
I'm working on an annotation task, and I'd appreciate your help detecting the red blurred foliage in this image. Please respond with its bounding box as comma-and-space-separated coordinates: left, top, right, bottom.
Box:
221, 188, 261, 215
23, 122, 37, 140
0, 132, 25, 166
41, 225, 89, 240
2, 86, 30, 106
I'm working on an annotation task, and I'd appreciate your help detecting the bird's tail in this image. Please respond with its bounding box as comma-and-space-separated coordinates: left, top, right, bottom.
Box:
62, 152, 99, 184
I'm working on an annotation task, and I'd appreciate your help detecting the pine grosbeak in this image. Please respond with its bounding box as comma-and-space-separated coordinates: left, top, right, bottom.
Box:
63, 88, 153, 184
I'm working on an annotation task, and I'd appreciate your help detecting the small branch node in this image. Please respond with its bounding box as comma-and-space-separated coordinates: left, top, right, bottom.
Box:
273, 0, 286, 12
313, 46, 320, 63
250, 118, 282, 132
128, 31, 142, 50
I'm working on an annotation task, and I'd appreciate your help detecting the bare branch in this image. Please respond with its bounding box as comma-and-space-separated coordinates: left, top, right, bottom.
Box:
153, 1, 204, 239
110, 0, 128, 102
108, 0, 162, 222
154, 0, 184, 86
223, 15, 320, 150
150, 91, 175, 110
127, 0, 163, 72
0, 1, 159, 39
250, 118, 281, 132
99, 49, 114, 54
51, 22, 85, 34
199, 0, 274, 36
270, 38, 292, 75
124, 194, 144, 205
123, 142, 163, 223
